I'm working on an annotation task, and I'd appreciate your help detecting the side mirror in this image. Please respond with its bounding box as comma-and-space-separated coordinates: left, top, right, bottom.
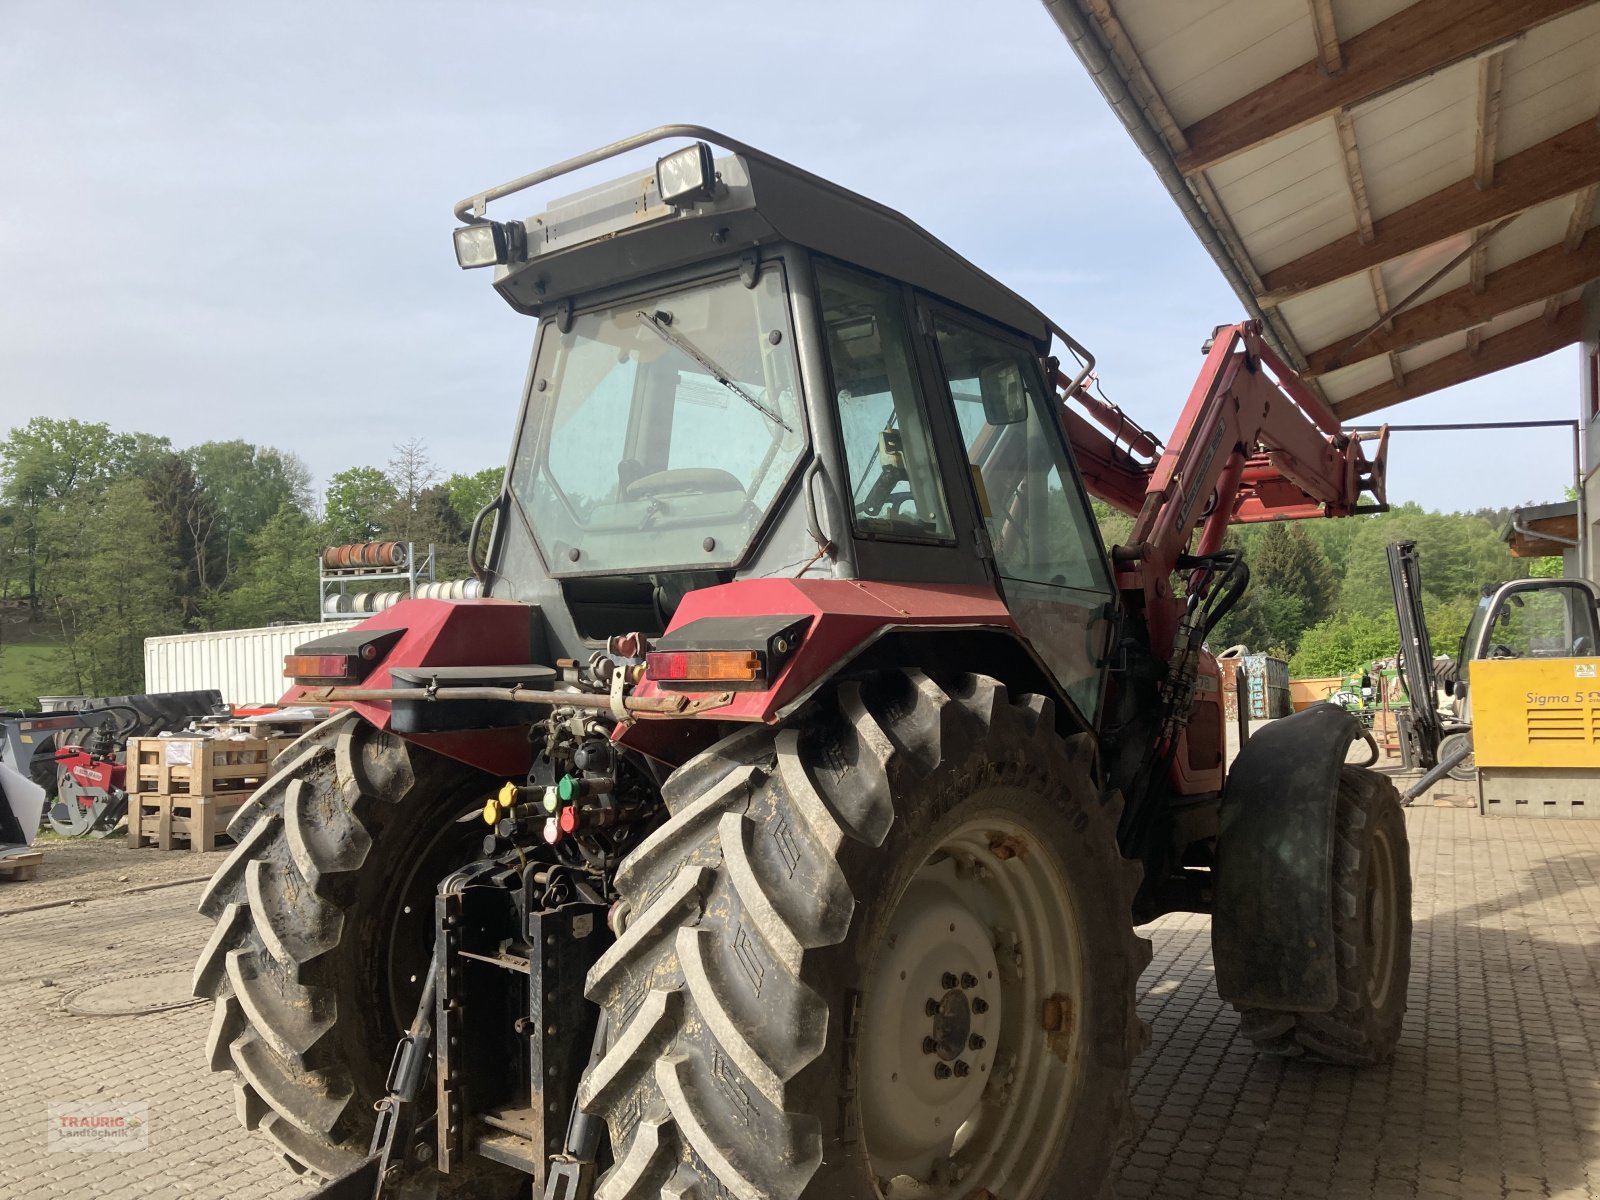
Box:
978, 362, 1030, 426
1452, 680, 1467, 699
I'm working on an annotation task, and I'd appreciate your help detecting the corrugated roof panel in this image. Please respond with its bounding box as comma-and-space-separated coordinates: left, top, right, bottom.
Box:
1114, 0, 1310, 125
1352, 67, 1478, 217
1208, 122, 1354, 271
1486, 195, 1587, 271
1275, 273, 1380, 351
1316, 354, 1395, 404
1374, 234, 1474, 310
1496, 5, 1600, 158
1334, 0, 1421, 40
1397, 328, 1471, 373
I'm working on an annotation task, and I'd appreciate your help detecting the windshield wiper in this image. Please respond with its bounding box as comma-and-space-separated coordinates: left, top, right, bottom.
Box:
636, 310, 791, 431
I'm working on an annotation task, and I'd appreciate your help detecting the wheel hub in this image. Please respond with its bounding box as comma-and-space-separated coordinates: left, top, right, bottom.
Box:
860, 815, 1085, 1198
929, 988, 972, 1062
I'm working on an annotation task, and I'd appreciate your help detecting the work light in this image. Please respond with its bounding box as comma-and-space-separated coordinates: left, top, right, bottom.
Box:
453, 219, 527, 269
655, 142, 717, 207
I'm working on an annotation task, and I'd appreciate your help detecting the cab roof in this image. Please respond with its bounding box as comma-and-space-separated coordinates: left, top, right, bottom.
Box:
480, 132, 1056, 353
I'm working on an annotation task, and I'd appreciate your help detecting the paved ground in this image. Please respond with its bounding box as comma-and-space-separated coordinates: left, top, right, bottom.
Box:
2, 804, 1597, 1200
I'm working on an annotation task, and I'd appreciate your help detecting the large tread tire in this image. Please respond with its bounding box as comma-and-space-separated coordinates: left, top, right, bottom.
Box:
1239, 766, 1411, 1065
191, 710, 505, 1182
581, 670, 1151, 1200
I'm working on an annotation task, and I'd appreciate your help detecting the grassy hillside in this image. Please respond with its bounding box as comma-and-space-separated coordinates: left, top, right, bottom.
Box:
0, 620, 71, 710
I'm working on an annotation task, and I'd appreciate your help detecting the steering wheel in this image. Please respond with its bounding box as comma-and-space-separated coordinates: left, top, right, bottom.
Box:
624, 468, 744, 500
1487, 643, 1518, 659
1573, 637, 1593, 656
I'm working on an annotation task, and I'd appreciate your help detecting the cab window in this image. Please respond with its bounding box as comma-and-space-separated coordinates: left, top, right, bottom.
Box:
817, 262, 953, 542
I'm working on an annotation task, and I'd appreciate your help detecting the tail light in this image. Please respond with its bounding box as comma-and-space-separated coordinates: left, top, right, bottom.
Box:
284, 629, 402, 685
644, 650, 763, 684
642, 614, 811, 690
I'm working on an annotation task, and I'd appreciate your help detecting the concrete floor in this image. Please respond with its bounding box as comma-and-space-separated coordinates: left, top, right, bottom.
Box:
2, 806, 1597, 1200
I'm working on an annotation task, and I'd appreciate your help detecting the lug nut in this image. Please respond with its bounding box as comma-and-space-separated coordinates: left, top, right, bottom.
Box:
969, 1034, 985, 1050
941, 972, 959, 989
934, 1063, 953, 1080
961, 972, 978, 988
972, 997, 989, 1014
922, 1037, 938, 1055
925, 998, 941, 1017
954, 1060, 970, 1077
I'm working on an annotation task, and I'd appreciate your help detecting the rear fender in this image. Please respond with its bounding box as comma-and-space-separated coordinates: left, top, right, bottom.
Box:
618, 578, 1043, 762
281, 598, 538, 777
1212, 703, 1363, 1012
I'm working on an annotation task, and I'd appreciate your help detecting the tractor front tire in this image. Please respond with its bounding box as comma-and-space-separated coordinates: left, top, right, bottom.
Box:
580, 670, 1151, 1200
191, 710, 503, 1182
1239, 766, 1411, 1065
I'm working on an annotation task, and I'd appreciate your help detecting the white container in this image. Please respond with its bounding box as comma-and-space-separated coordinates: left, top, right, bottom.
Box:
144, 621, 359, 707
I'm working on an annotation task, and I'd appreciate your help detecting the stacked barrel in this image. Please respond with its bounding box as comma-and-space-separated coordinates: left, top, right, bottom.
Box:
322, 542, 407, 570
322, 578, 483, 615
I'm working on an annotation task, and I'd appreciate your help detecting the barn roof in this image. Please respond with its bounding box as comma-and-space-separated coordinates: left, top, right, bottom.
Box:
1046, 0, 1600, 417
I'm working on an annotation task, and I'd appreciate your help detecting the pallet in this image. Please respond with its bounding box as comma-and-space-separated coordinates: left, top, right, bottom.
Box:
127, 734, 293, 797
0, 850, 44, 881
127, 792, 249, 852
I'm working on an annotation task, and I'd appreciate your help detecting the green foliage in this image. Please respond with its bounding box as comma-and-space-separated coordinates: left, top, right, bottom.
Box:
203, 504, 326, 630
324, 466, 397, 544
1527, 555, 1564, 579
1212, 522, 1337, 655
46, 478, 184, 694
188, 440, 313, 580
1289, 610, 1399, 678
1337, 503, 1516, 618
445, 468, 504, 528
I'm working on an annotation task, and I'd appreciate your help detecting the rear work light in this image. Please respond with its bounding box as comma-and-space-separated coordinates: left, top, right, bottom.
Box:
644, 650, 762, 684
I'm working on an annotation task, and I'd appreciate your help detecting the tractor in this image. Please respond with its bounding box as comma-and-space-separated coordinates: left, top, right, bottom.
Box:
193, 126, 1406, 1200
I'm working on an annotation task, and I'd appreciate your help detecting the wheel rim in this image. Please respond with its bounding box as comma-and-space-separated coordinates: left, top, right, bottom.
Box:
860, 814, 1084, 1199
1364, 826, 1399, 1008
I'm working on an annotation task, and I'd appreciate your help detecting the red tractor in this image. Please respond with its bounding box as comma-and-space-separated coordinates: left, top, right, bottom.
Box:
194, 127, 1402, 1200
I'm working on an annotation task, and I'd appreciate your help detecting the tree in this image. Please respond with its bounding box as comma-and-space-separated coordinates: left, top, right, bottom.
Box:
189, 441, 313, 585
0, 418, 170, 614
143, 452, 224, 619
1211, 522, 1337, 655
383, 439, 439, 543
324, 466, 397, 544
1289, 610, 1398, 678
46, 478, 183, 693
204, 504, 326, 629
444, 468, 504, 528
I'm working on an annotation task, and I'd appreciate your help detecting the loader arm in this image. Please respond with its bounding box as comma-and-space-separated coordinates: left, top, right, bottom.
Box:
1058, 321, 1388, 658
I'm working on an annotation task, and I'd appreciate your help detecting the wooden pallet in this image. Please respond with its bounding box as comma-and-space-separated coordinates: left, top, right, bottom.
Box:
128, 792, 249, 852
0, 850, 44, 881
127, 734, 293, 797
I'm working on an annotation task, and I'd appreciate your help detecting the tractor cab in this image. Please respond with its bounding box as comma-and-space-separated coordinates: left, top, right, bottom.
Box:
461, 130, 1116, 723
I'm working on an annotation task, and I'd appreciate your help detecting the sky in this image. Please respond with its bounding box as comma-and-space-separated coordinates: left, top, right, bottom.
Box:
0, 0, 1583, 515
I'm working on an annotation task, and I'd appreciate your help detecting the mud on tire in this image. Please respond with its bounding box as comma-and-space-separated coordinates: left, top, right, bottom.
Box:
580, 670, 1151, 1200
191, 710, 498, 1178
1239, 766, 1411, 1065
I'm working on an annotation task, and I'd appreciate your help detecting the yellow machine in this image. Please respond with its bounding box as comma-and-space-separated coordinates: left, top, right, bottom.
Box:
1459, 578, 1600, 819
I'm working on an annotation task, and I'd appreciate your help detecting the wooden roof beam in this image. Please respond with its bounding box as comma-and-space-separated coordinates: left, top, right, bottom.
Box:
1473, 51, 1505, 190
1306, 235, 1600, 374
1174, 0, 1588, 176
1565, 183, 1599, 252
1308, 0, 1343, 75
1258, 118, 1600, 305
1334, 111, 1375, 244
1334, 302, 1583, 418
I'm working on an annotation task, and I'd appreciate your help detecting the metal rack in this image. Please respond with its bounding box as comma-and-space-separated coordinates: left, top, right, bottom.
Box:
318, 543, 435, 621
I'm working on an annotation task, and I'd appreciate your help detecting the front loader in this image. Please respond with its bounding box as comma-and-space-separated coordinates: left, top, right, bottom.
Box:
194, 127, 1406, 1200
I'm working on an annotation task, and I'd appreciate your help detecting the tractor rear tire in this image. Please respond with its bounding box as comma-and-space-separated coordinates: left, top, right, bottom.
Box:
579, 670, 1151, 1200
191, 710, 511, 1187
1238, 766, 1411, 1065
